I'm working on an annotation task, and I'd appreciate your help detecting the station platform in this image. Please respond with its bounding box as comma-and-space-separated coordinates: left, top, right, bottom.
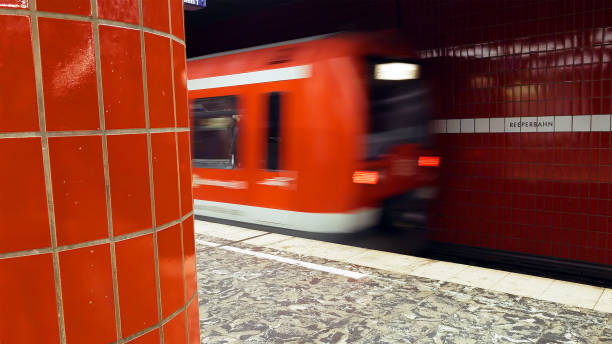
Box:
193, 220, 611, 343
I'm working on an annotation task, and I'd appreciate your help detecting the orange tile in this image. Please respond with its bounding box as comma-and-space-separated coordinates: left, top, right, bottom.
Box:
97, 0, 139, 25
151, 133, 180, 225
107, 134, 152, 236
142, 0, 169, 32
115, 234, 159, 337
172, 41, 189, 128
0, 138, 50, 253
0, 15, 38, 132
163, 311, 186, 344
127, 329, 160, 344
145, 33, 174, 128
170, 0, 185, 40
182, 216, 197, 299
49, 136, 108, 246
59, 244, 117, 344
157, 224, 184, 318
37, 0, 90, 15
0, 254, 60, 344
99, 25, 145, 129
177, 132, 193, 215
38, 18, 99, 131
186, 297, 200, 344
0, 0, 28, 8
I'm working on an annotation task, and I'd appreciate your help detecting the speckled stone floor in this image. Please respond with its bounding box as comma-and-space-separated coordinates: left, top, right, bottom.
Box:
195, 233, 612, 344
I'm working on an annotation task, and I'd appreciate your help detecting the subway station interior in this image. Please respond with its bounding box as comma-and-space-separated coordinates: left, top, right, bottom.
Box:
1, 0, 611, 343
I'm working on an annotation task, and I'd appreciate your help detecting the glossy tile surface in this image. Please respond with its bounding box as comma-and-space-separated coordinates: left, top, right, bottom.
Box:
183, 216, 197, 299
410, 1, 612, 266
157, 223, 185, 318
0, 254, 59, 344
187, 296, 200, 344
173, 40, 189, 127
37, 0, 90, 16
0, 1, 194, 343
151, 132, 180, 225
0, 15, 38, 132
97, 0, 139, 24
0, 0, 27, 8
38, 18, 99, 131
127, 329, 160, 344
59, 244, 117, 344
178, 132, 193, 215
115, 234, 159, 337
142, 0, 169, 32
99, 25, 145, 129
0, 138, 50, 253
170, 0, 185, 40
162, 311, 187, 344
49, 136, 108, 246
107, 134, 152, 236
145, 33, 175, 128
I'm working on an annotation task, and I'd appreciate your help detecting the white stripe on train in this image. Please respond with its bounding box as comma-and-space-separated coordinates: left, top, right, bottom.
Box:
187, 65, 312, 90
194, 199, 380, 234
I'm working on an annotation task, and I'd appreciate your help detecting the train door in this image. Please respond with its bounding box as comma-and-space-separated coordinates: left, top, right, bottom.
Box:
248, 81, 299, 226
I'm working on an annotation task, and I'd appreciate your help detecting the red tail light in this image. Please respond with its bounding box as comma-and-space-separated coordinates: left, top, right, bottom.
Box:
352, 171, 379, 184
418, 156, 440, 167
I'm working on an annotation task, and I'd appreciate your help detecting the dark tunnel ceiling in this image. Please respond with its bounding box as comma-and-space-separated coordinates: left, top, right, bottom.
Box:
184, 0, 400, 58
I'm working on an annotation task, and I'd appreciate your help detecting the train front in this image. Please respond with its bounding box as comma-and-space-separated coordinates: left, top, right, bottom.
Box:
352, 56, 440, 242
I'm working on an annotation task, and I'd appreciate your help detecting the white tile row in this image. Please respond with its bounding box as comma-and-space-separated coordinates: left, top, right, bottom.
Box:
432, 115, 612, 133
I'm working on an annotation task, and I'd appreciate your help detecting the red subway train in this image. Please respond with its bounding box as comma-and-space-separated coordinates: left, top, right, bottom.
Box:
186, 32, 439, 233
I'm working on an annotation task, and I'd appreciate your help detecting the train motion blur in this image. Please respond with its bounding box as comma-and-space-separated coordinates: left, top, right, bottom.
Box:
187, 32, 439, 234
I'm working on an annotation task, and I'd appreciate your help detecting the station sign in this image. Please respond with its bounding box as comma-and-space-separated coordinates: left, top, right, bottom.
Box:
184, 0, 205, 11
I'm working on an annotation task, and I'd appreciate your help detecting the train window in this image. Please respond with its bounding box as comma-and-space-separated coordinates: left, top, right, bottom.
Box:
266, 92, 282, 170
191, 95, 239, 169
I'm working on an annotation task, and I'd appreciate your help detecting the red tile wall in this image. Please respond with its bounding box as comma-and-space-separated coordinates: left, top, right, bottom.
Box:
401, 0, 612, 265
0, 0, 198, 343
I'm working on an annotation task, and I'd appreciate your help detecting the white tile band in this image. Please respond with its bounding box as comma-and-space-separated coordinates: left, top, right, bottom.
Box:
432, 115, 612, 134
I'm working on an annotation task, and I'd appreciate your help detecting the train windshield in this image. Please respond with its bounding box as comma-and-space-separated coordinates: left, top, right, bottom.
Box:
366, 57, 430, 160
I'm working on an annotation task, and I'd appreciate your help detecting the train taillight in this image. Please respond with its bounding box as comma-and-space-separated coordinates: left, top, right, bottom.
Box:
352, 171, 380, 184
417, 156, 440, 167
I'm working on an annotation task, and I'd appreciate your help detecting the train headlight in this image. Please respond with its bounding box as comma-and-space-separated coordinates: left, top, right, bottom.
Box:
374, 63, 420, 80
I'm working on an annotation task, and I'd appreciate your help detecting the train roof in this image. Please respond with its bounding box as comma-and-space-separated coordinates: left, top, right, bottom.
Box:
186, 33, 341, 62
187, 30, 414, 81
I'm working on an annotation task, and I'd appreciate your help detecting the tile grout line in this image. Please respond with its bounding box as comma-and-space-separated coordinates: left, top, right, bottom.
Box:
534, 279, 555, 300
29, 2, 67, 343
0, 128, 190, 139
0, 212, 192, 260
112, 291, 198, 344
0, 8, 185, 46
90, 0, 123, 339
591, 288, 606, 311
137, 0, 164, 342
166, 0, 191, 341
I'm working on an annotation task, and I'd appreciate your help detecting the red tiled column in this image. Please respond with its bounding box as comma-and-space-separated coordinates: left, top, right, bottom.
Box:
0, 0, 198, 343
